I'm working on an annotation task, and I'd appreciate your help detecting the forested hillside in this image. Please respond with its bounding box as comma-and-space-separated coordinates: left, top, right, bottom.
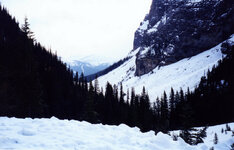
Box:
0, 6, 81, 119
0, 4, 233, 134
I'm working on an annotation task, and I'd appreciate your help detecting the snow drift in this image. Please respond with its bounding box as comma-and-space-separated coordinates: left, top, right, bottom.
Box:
0, 117, 233, 150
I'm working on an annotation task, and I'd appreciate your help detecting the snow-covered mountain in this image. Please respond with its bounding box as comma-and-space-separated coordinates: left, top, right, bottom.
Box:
68, 55, 115, 76
133, 0, 234, 76
0, 117, 233, 150
97, 0, 234, 101
69, 61, 109, 76
98, 35, 234, 101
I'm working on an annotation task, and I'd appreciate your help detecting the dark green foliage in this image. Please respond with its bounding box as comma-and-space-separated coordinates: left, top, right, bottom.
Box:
194, 127, 207, 145
139, 87, 152, 132
179, 128, 206, 145
160, 91, 169, 132
226, 124, 231, 131
199, 127, 208, 138
82, 81, 98, 123
74, 72, 79, 85
180, 129, 193, 145
231, 142, 234, 149
172, 133, 178, 141
21, 17, 34, 40
214, 133, 218, 144
169, 87, 175, 112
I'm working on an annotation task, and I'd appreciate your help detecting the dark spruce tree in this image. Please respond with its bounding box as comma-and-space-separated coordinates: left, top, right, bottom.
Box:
214, 133, 218, 144
21, 17, 34, 41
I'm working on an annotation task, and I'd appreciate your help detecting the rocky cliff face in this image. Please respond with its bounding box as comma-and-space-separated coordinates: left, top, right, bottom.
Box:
134, 0, 234, 76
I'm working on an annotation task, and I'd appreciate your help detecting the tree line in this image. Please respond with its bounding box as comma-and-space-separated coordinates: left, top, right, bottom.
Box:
0, 5, 233, 133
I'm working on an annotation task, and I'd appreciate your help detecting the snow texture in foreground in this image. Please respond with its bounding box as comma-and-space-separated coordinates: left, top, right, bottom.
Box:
0, 117, 233, 150
98, 35, 234, 102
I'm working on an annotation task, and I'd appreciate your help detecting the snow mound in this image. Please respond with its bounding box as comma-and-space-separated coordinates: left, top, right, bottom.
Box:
0, 117, 233, 150
98, 35, 234, 102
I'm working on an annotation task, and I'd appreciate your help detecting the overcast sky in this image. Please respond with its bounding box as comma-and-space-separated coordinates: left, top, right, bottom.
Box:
1, 0, 152, 62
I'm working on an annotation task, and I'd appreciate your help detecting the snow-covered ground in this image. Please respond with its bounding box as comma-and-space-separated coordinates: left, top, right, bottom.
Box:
0, 117, 233, 150
98, 35, 234, 102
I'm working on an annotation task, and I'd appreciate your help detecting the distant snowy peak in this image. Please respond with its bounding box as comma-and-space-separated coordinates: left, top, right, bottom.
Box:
69, 60, 109, 76
98, 35, 234, 102
77, 55, 116, 66
66, 55, 117, 76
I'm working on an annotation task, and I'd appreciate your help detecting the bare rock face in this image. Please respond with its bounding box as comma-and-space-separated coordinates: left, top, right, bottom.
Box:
135, 57, 159, 76
221, 40, 234, 55
134, 0, 234, 76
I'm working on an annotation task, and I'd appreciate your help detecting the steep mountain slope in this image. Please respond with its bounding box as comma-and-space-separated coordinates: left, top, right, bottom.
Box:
134, 0, 234, 76
85, 57, 130, 81
97, 0, 234, 100
98, 35, 234, 101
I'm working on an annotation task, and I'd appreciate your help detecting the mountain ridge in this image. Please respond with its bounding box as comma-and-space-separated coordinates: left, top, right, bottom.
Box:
96, 0, 234, 100
133, 0, 234, 76
69, 60, 110, 76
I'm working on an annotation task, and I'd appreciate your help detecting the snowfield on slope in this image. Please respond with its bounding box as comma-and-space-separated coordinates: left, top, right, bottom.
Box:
0, 117, 233, 150
98, 35, 234, 102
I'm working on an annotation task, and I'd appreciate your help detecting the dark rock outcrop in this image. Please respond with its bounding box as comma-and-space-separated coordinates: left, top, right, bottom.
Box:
134, 0, 234, 76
